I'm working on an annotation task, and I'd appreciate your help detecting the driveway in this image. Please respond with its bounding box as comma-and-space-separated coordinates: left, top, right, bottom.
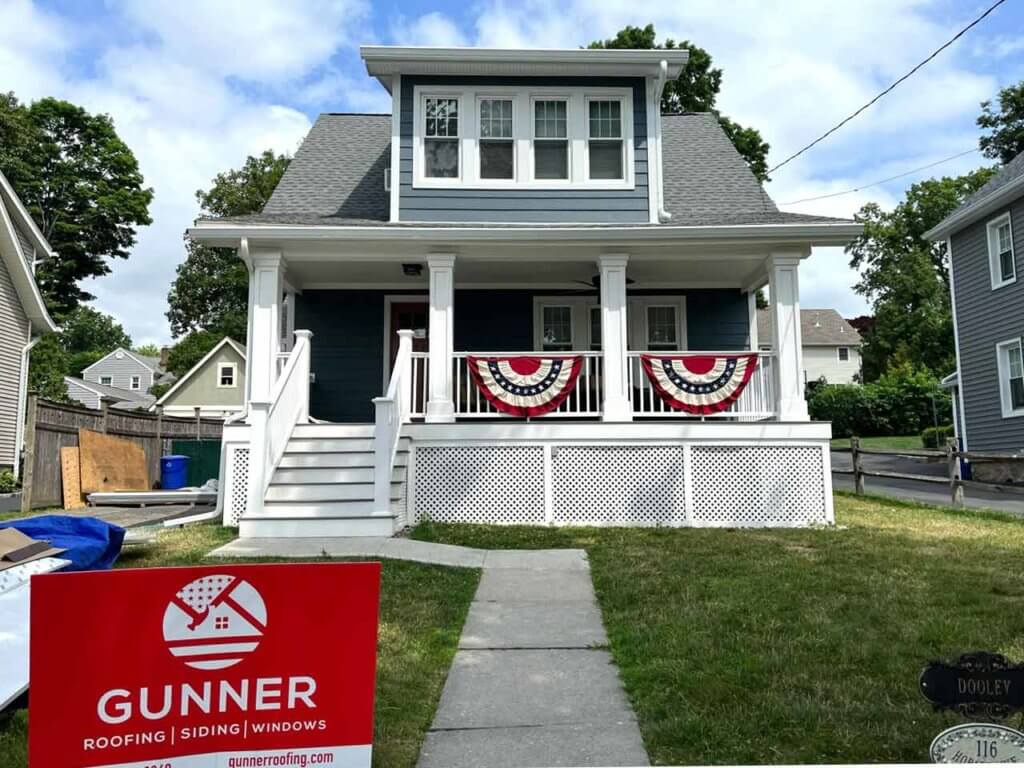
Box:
831, 450, 1024, 516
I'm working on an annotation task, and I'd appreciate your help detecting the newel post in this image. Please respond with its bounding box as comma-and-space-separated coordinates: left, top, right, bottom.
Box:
396, 330, 414, 422
372, 397, 395, 515
294, 329, 314, 424
246, 401, 270, 518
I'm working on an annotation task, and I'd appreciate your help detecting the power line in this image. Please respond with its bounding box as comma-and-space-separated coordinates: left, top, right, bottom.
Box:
780, 147, 981, 205
767, 0, 1007, 175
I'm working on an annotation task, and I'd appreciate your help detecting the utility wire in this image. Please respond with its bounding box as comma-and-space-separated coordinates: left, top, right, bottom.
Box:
767, 0, 1007, 175
780, 147, 981, 205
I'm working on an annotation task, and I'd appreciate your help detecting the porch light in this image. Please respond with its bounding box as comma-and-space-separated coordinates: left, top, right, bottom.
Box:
402, 263, 423, 277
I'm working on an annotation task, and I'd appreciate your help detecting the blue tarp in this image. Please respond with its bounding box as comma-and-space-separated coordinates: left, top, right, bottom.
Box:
0, 516, 125, 571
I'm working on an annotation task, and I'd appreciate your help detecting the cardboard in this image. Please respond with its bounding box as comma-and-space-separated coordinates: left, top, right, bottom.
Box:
0, 529, 64, 573
78, 429, 149, 494
60, 446, 85, 509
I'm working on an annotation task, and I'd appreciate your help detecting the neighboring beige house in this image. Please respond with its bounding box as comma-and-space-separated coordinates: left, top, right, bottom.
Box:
154, 337, 246, 419
758, 308, 862, 384
0, 170, 58, 476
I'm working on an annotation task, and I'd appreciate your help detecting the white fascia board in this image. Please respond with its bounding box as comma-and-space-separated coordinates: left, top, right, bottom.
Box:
82, 347, 158, 376
188, 221, 864, 249
0, 169, 54, 259
924, 173, 1024, 241
0, 185, 57, 334
156, 336, 245, 406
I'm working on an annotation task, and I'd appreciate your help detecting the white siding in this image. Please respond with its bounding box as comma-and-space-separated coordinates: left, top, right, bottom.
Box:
65, 379, 102, 410
803, 346, 861, 385
0, 252, 29, 467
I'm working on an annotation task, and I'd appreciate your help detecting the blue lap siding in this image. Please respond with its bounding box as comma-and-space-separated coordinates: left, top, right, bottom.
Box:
398, 76, 650, 223
296, 289, 748, 423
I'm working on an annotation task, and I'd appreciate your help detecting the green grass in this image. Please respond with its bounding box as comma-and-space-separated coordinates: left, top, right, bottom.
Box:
413, 495, 1024, 765
0, 524, 479, 768
830, 434, 924, 451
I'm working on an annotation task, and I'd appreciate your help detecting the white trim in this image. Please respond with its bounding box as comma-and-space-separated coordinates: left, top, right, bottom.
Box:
155, 337, 246, 406
0, 171, 57, 333
646, 76, 659, 224
995, 337, 1024, 419
382, 293, 429, 388
986, 212, 1016, 289
747, 291, 758, 348
129, 374, 141, 390
0, 169, 54, 260
390, 74, 402, 223
947, 236, 969, 451
82, 347, 159, 376
632, 297, 687, 351
217, 362, 238, 388
837, 346, 850, 362
530, 294, 688, 351
99, 376, 113, 386
13, 327, 38, 478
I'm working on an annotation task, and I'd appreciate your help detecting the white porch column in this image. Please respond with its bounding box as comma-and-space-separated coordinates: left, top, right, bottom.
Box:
426, 254, 456, 423
248, 250, 283, 405
598, 253, 632, 422
768, 252, 809, 421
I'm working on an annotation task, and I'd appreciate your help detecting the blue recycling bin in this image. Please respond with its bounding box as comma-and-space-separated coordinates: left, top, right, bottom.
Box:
160, 455, 191, 490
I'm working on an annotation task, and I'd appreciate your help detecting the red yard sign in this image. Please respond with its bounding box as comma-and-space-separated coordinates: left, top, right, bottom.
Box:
29, 562, 380, 768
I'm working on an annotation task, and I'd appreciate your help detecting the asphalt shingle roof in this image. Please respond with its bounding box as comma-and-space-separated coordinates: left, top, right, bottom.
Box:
214, 111, 851, 228
953, 149, 1024, 213
757, 308, 862, 347
66, 376, 157, 407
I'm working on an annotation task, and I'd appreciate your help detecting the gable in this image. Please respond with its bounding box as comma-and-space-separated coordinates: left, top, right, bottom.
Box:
0, 172, 56, 334
159, 339, 246, 407
83, 348, 158, 377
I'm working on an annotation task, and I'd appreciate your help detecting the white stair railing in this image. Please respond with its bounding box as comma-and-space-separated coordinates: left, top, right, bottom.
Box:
373, 330, 414, 516
247, 330, 313, 518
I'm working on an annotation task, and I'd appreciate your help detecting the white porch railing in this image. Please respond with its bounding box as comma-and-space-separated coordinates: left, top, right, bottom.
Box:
247, 330, 312, 516
373, 331, 415, 515
627, 351, 776, 420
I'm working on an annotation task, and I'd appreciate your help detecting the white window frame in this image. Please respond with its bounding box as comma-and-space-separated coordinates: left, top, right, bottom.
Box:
217, 362, 238, 389
996, 338, 1024, 418
99, 376, 112, 386
535, 302, 576, 351
413, 85, 634, 191
532, 296, 686, 351
629, 297, 687, 351
837, 346, 850, 362
129, 374, 141, 391
987, 212, 1016, 290
584, 95, 628, 183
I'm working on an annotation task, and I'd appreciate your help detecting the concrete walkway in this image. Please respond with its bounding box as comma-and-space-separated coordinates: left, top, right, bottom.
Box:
211, 537, 649, 767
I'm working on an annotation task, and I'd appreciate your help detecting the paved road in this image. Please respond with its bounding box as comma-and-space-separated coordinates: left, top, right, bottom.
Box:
831, 451, 1024, 515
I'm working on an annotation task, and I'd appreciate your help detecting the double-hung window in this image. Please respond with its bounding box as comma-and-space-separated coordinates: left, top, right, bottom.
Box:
479, 98, 514, 180
533, 100, 569, 180
988, 213, 1016, 289
541, 305, 573, 351
838, 347, 850, 362
99, 376, 112, 386
219, 363, 237, 388
997, 338, 1024, 417
130, 375, 141, 390
423, 97, 460, 179
646, 306, 679, 351
587, 99, 624, 180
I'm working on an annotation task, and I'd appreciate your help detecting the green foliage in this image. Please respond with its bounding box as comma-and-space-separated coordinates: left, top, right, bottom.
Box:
921, 424, 955, 450
165, 331, 220, 378
167, 150, 289, 340
0, 93, 153, 318
847, 168, 997, 379
978, 81, 1024, 163
134, 343, 160, 358
589, 24, 770, 180
0, 470, 17, 493
28, 335, 69, 401
68, 350, 104, 378
149, 381, 172, 399
58, 305, 131, 356
808, 364, 951, 437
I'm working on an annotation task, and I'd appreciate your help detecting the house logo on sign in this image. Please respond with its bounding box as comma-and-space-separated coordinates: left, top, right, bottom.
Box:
162, 574, 268, 670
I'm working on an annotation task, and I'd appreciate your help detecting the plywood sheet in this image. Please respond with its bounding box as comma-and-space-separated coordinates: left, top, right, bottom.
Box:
60, 447, 85, 510
78, 429, 149, 494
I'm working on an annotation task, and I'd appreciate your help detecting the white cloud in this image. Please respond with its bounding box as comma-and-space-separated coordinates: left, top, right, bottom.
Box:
391, 11, 469, 47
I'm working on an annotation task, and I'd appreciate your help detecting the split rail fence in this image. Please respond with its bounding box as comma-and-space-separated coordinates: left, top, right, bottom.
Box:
833, 437, 1024, 509
21, 396, 224, 512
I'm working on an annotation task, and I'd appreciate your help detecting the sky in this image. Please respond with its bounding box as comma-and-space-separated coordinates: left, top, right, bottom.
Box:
3, 0, 1024, 345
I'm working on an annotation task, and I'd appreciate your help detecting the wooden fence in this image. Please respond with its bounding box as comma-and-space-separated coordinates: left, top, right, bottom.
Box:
834, 437, 1024, 509
21, 396, 224, 511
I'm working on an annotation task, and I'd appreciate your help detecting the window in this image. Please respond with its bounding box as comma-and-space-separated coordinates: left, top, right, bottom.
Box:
997, 339, 1024, 417
587, 99, 623, 180
130, 375, 141, 390
533, 100, 568, 180
218, 363, 237, 388
589, 306, 602, 351
424, 97, 459, 179
988, 214, 1016, 288
646, 306, 679, 351
838, 347, 850, 362
99, 376, 112, 386
541, 306, 573, 351
479, 98, 514, 180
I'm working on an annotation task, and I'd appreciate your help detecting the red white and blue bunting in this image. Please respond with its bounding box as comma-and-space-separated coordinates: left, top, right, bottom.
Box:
640, 354, 759, 414
467, 356, 583, 417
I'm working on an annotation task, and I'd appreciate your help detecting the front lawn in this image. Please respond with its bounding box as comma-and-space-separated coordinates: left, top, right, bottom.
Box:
829, 434, 923, 451
0, 524, 479, 768
414, 495, 1024, 764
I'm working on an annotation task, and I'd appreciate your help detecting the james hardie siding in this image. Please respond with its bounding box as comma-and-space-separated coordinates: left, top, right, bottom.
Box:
950, 198, 1024, 452
0, 251, 29, 467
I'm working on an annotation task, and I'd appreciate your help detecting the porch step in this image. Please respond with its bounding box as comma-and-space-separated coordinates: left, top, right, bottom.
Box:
259, 499, 403, 517
291, 423, 374, 439
240, 515, 396, 538
284, 437, 409, 454
272, 466, 405, 484
265, 483, 401, 503
278, 452, 408, 470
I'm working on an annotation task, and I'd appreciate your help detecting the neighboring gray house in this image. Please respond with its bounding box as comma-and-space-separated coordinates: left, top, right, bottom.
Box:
926, 151, 1024, 456
79, 347, 165, 394
153, 337, 246, 419
757, 308, 862, 384
0, 170, 58, 476
63, 376, 156, 412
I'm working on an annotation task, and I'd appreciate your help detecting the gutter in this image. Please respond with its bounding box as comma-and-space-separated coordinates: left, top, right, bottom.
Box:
923, 172, 1024, 241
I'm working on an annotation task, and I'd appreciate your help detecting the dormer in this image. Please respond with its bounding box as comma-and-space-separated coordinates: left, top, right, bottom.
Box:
361, 46, 688, 225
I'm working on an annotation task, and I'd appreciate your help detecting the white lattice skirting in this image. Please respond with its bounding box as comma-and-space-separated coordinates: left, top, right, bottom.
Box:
413, 442, 832, 528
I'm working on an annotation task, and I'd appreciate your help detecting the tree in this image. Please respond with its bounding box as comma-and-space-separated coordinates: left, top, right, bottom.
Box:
590, 24, 770, 180
978, 82, 1024, 163
29, 305, 133, 395
165, 330, 220, 378
847, 168, 996, 379
28, 335, 70, 402
134, 343, 160, 358
58, 305, 132, 356
0, 94, 153, 318
166, 150, 290, 340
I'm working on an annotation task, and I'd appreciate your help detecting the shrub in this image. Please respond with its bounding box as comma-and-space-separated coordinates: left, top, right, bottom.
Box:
921, 424, 955, 450
0, 469, 17, 493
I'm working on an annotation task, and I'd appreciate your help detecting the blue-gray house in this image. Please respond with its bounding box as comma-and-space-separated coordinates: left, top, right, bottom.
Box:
188, 45, 862, 538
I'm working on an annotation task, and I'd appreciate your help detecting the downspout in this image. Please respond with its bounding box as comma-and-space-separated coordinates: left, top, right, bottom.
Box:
655, 60, 672, 223
14, 329, 41, 480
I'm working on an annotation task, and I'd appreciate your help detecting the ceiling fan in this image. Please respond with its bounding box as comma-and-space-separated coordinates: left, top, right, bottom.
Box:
567, 273, 636, 294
